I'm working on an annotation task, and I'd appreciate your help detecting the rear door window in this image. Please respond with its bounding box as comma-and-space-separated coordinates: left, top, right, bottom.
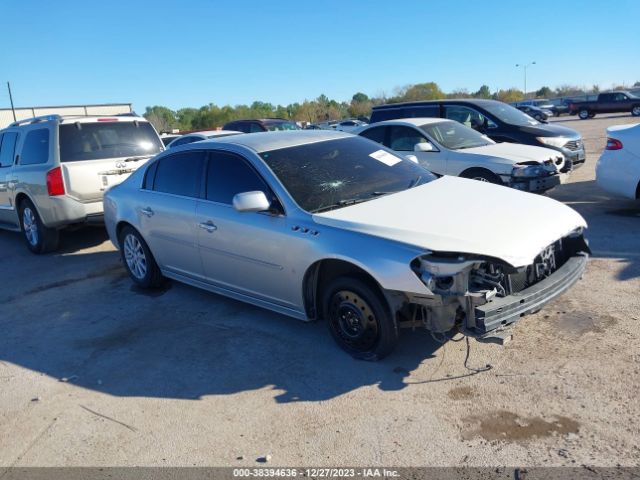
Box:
152, 151, 205, 198
20, 129, 50, 165
0, 132, 19, 167
359, 126, 387, 145
388, 126, 429, 151
59, 121, 162, 162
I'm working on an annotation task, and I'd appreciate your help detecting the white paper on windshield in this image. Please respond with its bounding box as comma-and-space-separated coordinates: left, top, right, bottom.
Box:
369, 149, 402, 166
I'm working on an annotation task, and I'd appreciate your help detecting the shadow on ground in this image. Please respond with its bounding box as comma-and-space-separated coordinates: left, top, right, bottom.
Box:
0, 226, 451, 404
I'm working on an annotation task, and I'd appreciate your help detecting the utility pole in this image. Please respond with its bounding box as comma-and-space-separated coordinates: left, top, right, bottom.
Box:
7, 82, 16, 122
515, 62, 536, 98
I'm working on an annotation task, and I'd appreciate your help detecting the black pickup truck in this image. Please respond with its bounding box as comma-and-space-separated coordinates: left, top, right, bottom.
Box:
569, 91, 640, 119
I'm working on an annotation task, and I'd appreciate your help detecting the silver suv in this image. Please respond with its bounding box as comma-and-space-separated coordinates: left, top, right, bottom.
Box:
0, 114, 163, 253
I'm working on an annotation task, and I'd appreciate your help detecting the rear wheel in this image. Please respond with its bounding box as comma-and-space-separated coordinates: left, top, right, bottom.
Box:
18, 198, 59, 254
632, 106, 640, 117
578, 109, 590, 120
118, 225, 163, 288
323, 276, 398, 361
460, 168, 503, 185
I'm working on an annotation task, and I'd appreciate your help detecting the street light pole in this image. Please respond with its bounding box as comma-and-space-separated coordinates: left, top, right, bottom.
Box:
515, 62, 536, 97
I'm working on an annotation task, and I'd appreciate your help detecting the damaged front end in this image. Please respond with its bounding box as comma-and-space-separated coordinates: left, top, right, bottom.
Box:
396, 230, 590, 338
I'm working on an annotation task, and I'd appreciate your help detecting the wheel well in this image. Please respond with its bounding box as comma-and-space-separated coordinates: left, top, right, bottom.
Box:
302, 259, 384, 320
14, 193, 31, 210
459, 167, 500, 181
115, 221, 135, 241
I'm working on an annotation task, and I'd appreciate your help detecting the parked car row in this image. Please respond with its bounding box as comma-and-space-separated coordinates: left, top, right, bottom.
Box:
0, 102, 598, 359
370, 99, 586, 170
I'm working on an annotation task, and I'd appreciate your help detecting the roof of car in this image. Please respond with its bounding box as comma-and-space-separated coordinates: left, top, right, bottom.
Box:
362, 118, 448, 128
188, 129, 241, 137
200, 129, 352, 153
372, 98, 501, 110
226, 118, 295, 125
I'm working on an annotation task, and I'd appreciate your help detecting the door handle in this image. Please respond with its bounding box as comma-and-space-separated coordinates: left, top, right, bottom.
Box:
198, 221, 217, 233
140, 207, 154, 217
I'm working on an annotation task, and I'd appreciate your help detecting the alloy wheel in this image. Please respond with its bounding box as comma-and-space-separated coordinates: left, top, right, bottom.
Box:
22, 207, 39, 246
123, 233, 147, 280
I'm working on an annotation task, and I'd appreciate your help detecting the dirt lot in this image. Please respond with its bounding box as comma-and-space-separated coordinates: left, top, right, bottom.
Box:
0, 114, 639, 468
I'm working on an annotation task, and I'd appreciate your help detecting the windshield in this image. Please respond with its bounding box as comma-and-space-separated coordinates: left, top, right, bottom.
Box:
59, 121, 163, 162
265, 121, 300, 131
483, 103, 540, 127
259, 136, 435, 213
420, 121, 494, 150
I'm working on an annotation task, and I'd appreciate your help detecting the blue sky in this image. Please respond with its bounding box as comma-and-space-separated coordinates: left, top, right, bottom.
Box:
1, 0, 639, 112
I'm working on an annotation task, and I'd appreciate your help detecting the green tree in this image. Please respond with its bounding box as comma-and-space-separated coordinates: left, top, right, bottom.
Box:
144, 106, 177, 133
474, 85, 492, 99
351, 92, 369, 103
634, 81, 640, 87
493, 88, 524, 103
397, 82, 444, 102
535, 86, 553, 98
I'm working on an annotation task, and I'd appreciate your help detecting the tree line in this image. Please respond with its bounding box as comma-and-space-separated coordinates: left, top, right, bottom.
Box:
144, 81, 640, 133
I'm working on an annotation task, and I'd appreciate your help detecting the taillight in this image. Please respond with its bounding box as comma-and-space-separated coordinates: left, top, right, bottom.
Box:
606, 138, 623, 150
46, 167, 65, 196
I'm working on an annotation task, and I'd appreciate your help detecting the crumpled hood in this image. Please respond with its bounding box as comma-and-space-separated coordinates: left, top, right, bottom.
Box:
313, 176, 586, 267
462, 143, 562, 164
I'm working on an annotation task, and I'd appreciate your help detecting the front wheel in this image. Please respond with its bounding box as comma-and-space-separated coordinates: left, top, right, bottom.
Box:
632, 106, 640, 117
118, 225, 163, 288
323, 276, 398, 361
578, 109, 590, 120
18, 199, 59, 254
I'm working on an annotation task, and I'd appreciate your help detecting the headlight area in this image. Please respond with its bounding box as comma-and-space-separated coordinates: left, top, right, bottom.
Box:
395, 232, 590, 339
509, 161, 560, 193
398, 254, 496, 334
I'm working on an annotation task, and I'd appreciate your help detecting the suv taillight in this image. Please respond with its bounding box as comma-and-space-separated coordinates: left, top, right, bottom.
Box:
605, 138, 623, 150
46, 167, 65, 196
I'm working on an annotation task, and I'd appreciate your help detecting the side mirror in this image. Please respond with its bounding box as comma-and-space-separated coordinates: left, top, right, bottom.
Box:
232, 191, 271, 213
414, 142, 434, 152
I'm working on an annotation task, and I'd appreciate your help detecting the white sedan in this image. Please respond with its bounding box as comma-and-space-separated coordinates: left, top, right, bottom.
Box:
357, 118, 566, 193
596, 123, 640, 200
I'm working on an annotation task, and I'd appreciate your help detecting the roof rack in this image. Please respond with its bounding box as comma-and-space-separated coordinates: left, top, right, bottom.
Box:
9, 114, 62, 127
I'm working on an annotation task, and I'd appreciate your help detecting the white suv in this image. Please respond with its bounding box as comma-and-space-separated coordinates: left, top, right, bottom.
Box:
0, 114, 163, 253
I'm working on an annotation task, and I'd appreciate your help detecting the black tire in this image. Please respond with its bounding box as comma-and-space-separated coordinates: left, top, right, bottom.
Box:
578, 109, 590, 120
322, 276, 398, 361
588, 112, 596, 118
631, 106, 640, 117
459, 168, 503, 185
118, 225, 163, 288
18, 198, 59, 254
534, 114, 543, 121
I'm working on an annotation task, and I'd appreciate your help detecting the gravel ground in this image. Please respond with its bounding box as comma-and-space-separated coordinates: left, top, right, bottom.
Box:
0, 113, 638, 468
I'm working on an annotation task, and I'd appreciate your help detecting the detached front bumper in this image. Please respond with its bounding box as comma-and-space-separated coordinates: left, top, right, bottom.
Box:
473, 254, 588, 334
509, 174, 561, 193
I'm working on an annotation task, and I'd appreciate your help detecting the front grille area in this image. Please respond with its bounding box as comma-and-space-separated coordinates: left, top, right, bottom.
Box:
471, 239, 571, 297
564, 140, 582, 151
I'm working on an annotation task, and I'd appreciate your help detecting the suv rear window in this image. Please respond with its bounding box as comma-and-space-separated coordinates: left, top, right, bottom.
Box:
59, 121, 162, 162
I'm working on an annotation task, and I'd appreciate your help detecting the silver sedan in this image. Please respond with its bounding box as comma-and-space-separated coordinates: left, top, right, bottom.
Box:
104, 131, 589, 360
